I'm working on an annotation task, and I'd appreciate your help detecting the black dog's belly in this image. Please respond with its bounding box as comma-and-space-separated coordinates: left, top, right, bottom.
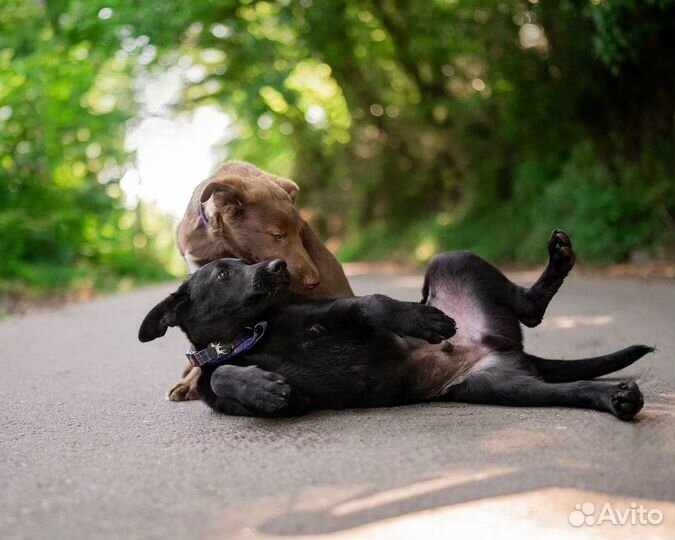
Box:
424, 251, 524, 351
255, 333, 411, 409
198, 327, 413, 413
210, 304, 413, 410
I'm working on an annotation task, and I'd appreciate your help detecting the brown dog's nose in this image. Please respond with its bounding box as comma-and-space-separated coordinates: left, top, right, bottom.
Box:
303, 276, 320, 289
266, 259, 287, 274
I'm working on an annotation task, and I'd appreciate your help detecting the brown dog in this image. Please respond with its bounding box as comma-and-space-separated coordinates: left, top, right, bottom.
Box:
168, 161, 353, 400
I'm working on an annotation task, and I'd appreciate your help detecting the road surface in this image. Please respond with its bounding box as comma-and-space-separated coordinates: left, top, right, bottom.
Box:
1, 271, 674, 540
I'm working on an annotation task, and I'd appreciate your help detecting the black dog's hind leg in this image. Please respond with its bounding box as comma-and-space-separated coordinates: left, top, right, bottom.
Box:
422, 230, 574, 329
511, 229, 576, 327
443, 367, 644, 421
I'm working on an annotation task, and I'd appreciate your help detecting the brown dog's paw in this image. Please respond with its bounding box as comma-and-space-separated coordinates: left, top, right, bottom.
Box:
166, 365, 202, 401
167, 381, 200, 401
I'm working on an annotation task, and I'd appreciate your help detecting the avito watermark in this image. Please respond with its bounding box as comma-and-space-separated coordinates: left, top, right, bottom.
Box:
569, 502, 664, 527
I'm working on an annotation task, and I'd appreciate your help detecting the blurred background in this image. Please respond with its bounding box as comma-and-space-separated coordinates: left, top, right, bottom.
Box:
1, 0, 673, 310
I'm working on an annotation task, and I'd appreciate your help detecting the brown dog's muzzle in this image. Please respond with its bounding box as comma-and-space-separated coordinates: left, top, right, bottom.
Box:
286, 250, 320, 290
303, 274, 320, 290
300, 263, 320, 290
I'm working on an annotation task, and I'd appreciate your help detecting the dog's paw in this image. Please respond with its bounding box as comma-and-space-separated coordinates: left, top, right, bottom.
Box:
167, 379, 200, 401
212, 365, 291, 413
608, 380, 644, 421
410, 305, 456, 344
547, 229, 576, 274
246, 371, 291, 413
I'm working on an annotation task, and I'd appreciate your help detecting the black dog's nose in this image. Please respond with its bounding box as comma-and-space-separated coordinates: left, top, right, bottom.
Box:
266, 259, 287, 273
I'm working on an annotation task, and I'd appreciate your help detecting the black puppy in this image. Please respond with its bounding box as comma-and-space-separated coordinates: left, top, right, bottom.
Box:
139, 230, 652, 420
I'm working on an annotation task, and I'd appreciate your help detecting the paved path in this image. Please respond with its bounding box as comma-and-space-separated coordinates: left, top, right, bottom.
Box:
1, 272, 674, 540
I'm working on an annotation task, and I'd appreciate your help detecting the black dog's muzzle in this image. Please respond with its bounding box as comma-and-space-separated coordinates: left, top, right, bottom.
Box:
252, 260, 290, 296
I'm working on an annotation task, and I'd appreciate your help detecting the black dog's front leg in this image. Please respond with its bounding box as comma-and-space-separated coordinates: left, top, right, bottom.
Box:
210, 364, 290, 414
194, 363, 292, 417
200, 361, 313, 417
355, 294, 456, 343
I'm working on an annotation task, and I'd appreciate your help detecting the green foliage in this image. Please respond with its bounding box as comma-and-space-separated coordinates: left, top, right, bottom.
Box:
1, 0, 673, 302
0, 0, 176, 297
419, 141, 674, 264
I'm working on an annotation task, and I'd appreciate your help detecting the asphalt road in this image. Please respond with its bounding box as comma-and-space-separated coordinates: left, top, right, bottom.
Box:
1, 271, 674, 540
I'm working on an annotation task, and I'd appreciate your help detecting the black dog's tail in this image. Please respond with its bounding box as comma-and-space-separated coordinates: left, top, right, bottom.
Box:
526, 345, 655, 383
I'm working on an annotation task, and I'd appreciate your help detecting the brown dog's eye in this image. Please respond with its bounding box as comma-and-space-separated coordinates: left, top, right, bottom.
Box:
217, 270, 230, 281
271, 232, 285, 241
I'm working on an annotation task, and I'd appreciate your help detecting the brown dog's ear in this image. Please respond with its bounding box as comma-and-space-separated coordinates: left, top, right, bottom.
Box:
271, 176, 300, 203
200, 177, 246, 221
138, 289, 189, 342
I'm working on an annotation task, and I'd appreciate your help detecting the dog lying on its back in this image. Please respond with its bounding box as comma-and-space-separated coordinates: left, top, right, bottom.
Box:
139, 230, 652, 420
169, 161, 354, 401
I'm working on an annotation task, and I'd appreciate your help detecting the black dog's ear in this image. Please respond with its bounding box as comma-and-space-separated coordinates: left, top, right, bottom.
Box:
138, 289, 189, 342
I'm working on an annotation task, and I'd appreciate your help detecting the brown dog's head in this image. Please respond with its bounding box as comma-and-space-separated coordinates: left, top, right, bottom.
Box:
198, 162, 320, 292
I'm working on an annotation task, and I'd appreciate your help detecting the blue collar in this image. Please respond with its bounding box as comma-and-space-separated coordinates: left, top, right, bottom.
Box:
186, 321, 268, 368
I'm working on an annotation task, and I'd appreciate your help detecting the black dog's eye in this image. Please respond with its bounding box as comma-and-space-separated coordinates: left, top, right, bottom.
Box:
217, 270, 230, 281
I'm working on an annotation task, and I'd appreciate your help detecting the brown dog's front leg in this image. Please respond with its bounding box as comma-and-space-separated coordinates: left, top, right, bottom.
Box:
167, 363, 201, 401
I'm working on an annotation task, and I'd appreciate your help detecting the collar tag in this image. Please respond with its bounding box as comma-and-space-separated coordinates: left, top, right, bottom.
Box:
186, 321, 268, 368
